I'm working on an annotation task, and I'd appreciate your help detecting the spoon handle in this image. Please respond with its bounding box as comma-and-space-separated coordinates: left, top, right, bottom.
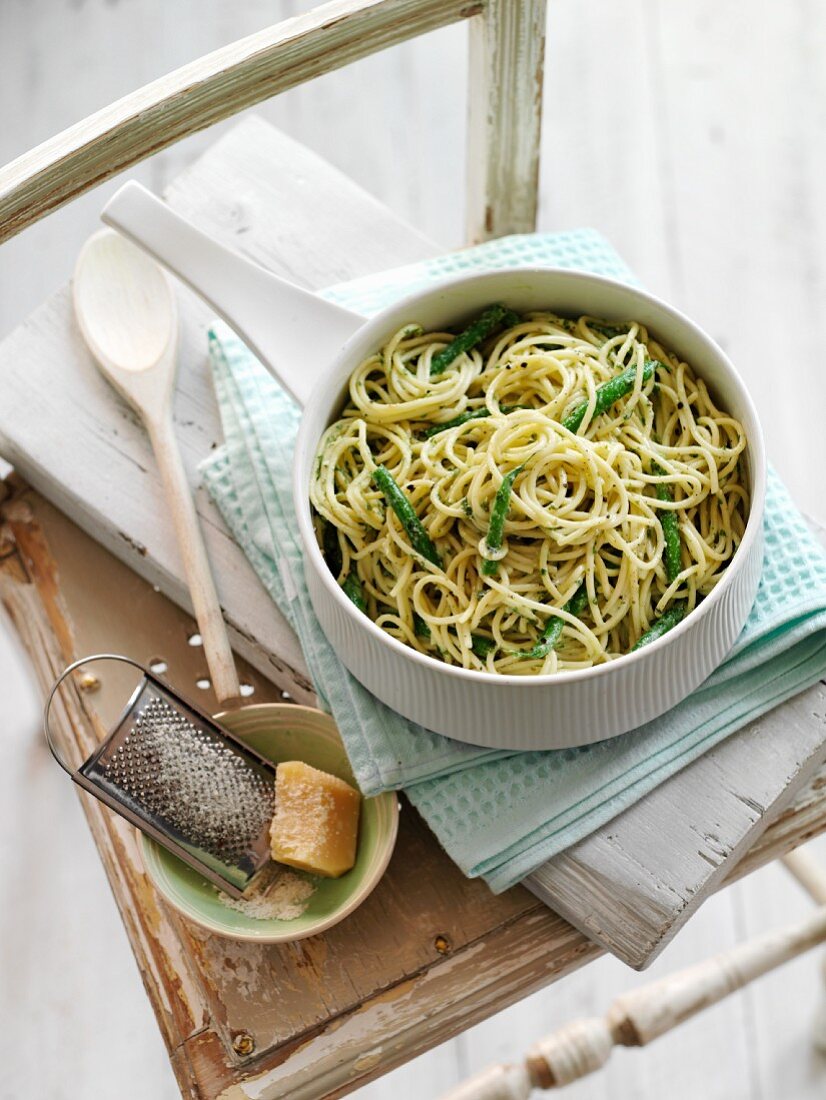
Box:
147, 412, 241, 707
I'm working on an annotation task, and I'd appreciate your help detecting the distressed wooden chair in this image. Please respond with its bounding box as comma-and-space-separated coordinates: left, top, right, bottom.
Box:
0, 0, 546, 245
1, 2, 825, 1097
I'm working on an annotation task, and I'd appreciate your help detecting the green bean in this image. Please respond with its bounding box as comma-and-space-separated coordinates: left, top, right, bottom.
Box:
413, 613, 431, 639
471, 634, 496, 659
420, 404, 524, 439
421, 407, 492, 439
631, 601, 687, 651
372, 465, 442, 568
430, 304, 520, 376
322, 520, 343, 580
519, 581, 589, 660
589, 322, 629, 341
341, 570, 366, 614
481, 464, 525, 576
652, 461, 682, 585
562, 359, 659, 433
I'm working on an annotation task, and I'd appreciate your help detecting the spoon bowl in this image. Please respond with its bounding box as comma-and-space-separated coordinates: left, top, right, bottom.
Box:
74, 229, 177, 400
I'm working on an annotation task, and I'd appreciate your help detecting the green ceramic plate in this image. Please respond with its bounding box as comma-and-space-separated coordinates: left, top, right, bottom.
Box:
141, 703, 399, 942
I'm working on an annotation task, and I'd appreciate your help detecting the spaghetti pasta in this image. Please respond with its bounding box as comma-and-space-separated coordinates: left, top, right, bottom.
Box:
310, 310, 749, 675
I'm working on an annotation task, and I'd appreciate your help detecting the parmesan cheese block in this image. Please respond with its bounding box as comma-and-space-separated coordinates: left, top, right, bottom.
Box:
270, 760, 361, 878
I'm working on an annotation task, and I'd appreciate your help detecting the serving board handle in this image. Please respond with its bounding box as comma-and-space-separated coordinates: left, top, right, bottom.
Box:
102, 181, 366, 408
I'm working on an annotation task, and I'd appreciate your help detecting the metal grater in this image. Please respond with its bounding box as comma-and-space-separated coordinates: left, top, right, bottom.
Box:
44, 654, 275, 897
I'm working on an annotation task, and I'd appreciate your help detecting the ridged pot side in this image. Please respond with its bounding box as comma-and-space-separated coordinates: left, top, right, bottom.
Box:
306, 521, 763, 750
294, 268, 767, 751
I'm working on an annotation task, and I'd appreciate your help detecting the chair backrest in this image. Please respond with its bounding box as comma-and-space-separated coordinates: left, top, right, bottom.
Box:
0, 0, 546, 248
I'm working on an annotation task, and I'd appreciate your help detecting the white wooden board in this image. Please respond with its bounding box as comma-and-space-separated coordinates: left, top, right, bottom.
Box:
1, 114, 825, 971
0, 117, 436, 703
526, 679, 826, 967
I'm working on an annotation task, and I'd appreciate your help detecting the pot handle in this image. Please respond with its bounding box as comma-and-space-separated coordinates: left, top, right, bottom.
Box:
101, 181, 367, 408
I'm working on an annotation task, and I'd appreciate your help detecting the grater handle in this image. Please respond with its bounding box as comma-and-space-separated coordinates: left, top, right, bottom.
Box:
44, 653, 148, 775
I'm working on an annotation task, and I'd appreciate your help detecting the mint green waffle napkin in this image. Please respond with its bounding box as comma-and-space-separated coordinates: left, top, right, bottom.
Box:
200, 230, 826, 893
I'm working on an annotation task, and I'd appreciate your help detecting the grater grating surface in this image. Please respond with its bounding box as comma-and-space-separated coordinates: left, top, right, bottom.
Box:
46, 655, 276, 896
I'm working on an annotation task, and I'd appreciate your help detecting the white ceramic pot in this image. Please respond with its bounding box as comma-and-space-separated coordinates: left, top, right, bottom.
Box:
102, 183, 766, 751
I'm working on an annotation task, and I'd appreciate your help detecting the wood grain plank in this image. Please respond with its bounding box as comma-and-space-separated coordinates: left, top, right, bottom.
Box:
526, 688, 826, 968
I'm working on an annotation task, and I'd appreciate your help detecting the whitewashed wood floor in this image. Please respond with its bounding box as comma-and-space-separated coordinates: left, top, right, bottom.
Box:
1, 2, 826, 1097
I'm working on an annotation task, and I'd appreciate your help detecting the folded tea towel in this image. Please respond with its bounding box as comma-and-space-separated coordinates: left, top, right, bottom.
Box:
200, 229, 826, 893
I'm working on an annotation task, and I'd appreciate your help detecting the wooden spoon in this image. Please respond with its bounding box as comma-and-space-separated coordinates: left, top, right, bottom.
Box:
73, 228, 240, 706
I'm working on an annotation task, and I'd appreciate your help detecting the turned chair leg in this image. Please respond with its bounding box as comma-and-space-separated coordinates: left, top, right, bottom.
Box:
440, 903, 826, 1098
782, 848, 826, 1053
816, 956, 826, 1055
